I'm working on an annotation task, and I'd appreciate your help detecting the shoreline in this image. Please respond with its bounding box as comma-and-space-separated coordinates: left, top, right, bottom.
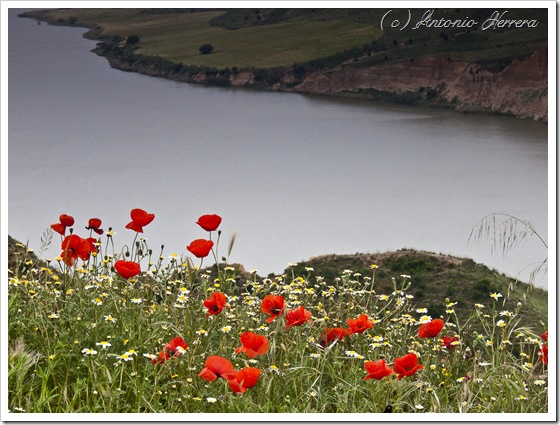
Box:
21, 10, 548, 122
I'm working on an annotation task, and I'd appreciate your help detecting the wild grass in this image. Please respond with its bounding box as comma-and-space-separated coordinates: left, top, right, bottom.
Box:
23, 9, 380, 69
22, 8, 547, 72
7, 213, 548, 415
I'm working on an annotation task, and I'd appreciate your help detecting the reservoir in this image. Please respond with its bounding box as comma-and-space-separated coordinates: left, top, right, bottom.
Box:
7, 9, 549, 287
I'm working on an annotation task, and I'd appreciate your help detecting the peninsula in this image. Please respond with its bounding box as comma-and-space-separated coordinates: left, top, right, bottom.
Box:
20, 8, 549, 121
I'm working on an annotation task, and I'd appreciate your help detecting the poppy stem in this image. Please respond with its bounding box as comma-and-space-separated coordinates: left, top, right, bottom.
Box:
130, 232, 139, 260
211, 231, 221, 275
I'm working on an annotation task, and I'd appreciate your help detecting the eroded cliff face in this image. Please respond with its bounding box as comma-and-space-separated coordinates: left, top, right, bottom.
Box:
292, 45, 548, 121
100, 43, 547, 121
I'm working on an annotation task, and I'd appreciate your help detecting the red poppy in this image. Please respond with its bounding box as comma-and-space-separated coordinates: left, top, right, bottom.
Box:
84, 237, 99, 256
114, 260, 141, 280
198, 355, 237, 381
347, 314, 374, 335
538, 344, 548, 365
319, 327, 351, 348
261, 294, 285, 323
60, 234, 94, 266
227, 377, 248, 394
197, 214, 222, 232
235, 332, 269, 358
441, 335, 459, 350
86, 218, 104, 235
51, 214, 75, 235
203, 291, 228, 317
125, 208, 155, 233
285, 305, 312, 331
228, 367, 262, 394
152, 337, 188, 364
187, 239, 214, 258
418, 319, 445, 338
363, 359, 394, 380
539, 330, 549, 365
393, 353, 424, 380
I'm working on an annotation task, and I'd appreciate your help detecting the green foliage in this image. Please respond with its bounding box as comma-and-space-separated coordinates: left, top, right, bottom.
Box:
126, 35, 140, 45
290, 250, 548, 335
7, 237, 548, 413
199, 44, 214, 55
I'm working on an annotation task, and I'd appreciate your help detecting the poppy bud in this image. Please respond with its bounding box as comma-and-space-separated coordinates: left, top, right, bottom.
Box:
222, 256, 226, 262
125, 251, 130, 257
149, 249, 153, 255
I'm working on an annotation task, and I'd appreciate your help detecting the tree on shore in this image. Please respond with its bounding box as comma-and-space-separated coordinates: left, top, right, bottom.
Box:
199, 44, 214, 55
126, 35, 140, 45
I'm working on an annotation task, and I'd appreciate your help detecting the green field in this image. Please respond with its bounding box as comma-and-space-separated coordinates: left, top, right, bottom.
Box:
25, 9, 380, 69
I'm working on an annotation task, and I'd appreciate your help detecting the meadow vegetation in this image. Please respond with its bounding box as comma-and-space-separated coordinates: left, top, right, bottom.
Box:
20, 8, 547, 71
7, 211, 548, 414
20, 9, 380, 69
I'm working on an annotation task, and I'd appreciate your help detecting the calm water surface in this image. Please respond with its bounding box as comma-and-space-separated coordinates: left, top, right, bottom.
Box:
8, 10, 549, 286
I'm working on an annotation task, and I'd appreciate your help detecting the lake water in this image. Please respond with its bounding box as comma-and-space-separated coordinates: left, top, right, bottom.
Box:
7, 9, 549, 287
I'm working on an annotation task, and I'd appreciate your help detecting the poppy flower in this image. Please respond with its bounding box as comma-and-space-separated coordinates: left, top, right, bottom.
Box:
84, 237, 99, 257
152, 337, 188, 364
203, 291, 228, 317
347, 314, 374, 335
125, 208, 155, 233
538, 344, 548, 365
198, 355, 237, 381
60, 234, 94, 266
539, 331, 549, 365
319, 327, 351, 348
363, 359, 394, 380
393, 353, 424, 380
285, 305, 312, 331
441, 335, 459, 350
197, 214, 222, 232
261, 294, 285, 323
418, 319, 445, 338
114, 260, 141, 280
51, 214, 75, 236
187, 239, 214, 258
228, 367, 262, 394
227, 377, 248, 394
86, 218, 104, 235
235, 332, 269, 358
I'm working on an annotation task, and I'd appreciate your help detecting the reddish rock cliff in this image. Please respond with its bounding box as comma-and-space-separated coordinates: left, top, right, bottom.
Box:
293, 45, 548, 121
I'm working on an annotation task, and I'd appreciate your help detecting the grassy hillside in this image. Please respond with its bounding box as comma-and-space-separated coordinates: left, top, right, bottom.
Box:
20, 9, 380, 69
7, 235, 549, 413
21, 8, 547, 70
287, 250, 548, 335
8, 235, 548, 339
